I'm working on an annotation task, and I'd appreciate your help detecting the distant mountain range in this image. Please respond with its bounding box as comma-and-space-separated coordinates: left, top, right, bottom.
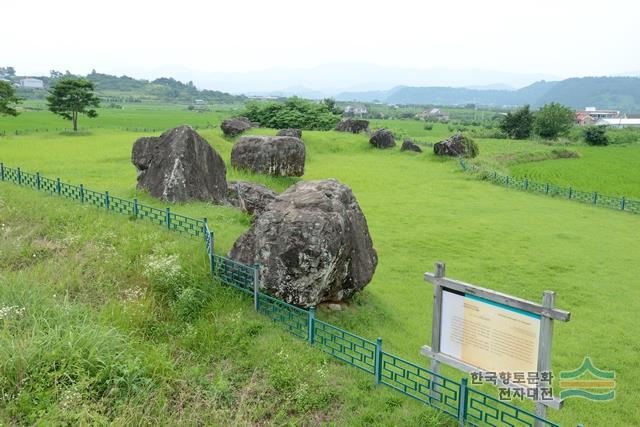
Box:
335, 77, 640, 111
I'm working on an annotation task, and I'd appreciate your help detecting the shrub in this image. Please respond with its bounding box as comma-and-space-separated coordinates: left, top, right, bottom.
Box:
460, 135, 479, 158
583, 125, 609, 146
423, 123, 433, 131
241, 97, 341, 130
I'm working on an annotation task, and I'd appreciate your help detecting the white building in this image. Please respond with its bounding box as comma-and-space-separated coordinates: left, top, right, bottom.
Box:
19, 78, 44, 89
597, 118, 640, 128
344, 105, 368, 116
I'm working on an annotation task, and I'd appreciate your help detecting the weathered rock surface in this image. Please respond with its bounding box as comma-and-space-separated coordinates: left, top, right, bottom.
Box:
231, 135, 305, 177
401, 140, 422, 152
227, 181, 278, 215
433, 133, 478, 158
276, 128, 303, 138
220, 117, 254, 137
335, 118, 369, 133
228, 179, 378, 307
369, 129, 396, 148
131, 125, 227, 203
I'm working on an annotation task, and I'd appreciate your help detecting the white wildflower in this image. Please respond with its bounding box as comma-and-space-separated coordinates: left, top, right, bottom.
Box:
0, 305, 26, 320
143, 253, 181, 282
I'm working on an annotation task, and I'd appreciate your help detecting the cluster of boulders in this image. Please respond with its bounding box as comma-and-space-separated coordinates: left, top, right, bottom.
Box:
131, 125, 377, 307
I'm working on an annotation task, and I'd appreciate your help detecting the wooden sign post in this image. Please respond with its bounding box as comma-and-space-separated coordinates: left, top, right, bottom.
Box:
422, 262, 571, 424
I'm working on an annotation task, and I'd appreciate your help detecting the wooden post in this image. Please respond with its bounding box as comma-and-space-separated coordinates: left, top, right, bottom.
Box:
535, 291, 555, 427
430, 262, 445, 402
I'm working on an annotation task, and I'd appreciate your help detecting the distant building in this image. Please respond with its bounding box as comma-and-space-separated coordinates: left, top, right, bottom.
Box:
416, 108, 450, 121
597, 118, 640, 128
575, 112, 596, 126
19, 78, 44, 89
343, 104, 368, 116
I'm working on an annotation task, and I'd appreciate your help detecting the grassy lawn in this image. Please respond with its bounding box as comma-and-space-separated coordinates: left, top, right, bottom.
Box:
1, 110, 639, 426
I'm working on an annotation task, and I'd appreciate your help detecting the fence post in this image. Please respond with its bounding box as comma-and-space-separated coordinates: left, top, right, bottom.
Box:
457, 378, 469, 426
525, 178, 529, 191
56, 177, 61, 195
621, 197, 626, 211
375, 337, 383, 385
545, 183, 549, 194
593, 192, 597, 204
0, 163, 3, 181
202, 217, 208, 241
133, 198, 139, 217
568, 187, 572, 199
505, 176, 509, 187
209, 231, 215, 275
308, 307, 316, 345
104, 191, 110, 209
17, 168, 22, 185
80, 184, 84, 202
253, 264, 260, 311
165, 207, 171, 230
36, 172, 41, 190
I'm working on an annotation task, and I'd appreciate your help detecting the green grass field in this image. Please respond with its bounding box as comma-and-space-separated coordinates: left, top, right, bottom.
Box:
1, 106, 639, 426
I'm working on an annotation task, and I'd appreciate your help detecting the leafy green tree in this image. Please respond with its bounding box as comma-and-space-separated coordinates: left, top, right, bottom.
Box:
0, 81, 21, 116
533, 102, 575, 139
499, 105, 534, 139
583, 125, 609, 146
46, 78, 100, 131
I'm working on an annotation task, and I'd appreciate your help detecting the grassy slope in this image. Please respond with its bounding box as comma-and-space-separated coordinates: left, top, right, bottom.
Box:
1, 112, 639, 425
0, 186, 449, 426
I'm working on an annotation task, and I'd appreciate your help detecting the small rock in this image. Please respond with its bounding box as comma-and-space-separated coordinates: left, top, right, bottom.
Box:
327, 303, 342, 311
401, 140, 422, 152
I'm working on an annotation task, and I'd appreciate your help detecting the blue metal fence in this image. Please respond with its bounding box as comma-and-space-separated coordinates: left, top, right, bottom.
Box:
0, 162, 566, 427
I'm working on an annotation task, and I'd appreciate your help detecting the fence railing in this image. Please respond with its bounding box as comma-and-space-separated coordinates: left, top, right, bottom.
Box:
459, 159, 640, 215
0, 161, 565, 427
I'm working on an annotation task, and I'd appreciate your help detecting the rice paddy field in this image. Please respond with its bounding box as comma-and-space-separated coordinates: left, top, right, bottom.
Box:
1, 105, 639, 426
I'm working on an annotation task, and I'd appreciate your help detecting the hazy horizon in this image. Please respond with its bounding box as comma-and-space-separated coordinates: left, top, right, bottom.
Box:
2, 0, 639, 94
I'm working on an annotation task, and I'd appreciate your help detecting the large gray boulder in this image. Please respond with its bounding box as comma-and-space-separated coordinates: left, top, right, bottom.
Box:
228, 179, 378, 307
131, 125, 227, 203
433, 134, 479, 158
369, 129, 396, 148
335, 118, 369, 133
231, 135, 305, 177
227, 181, 277, 215
220, 117, 254, 137
276, 128, 302, 138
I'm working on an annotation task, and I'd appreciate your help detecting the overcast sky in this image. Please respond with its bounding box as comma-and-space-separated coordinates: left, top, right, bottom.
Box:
2, 0, 639, 87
